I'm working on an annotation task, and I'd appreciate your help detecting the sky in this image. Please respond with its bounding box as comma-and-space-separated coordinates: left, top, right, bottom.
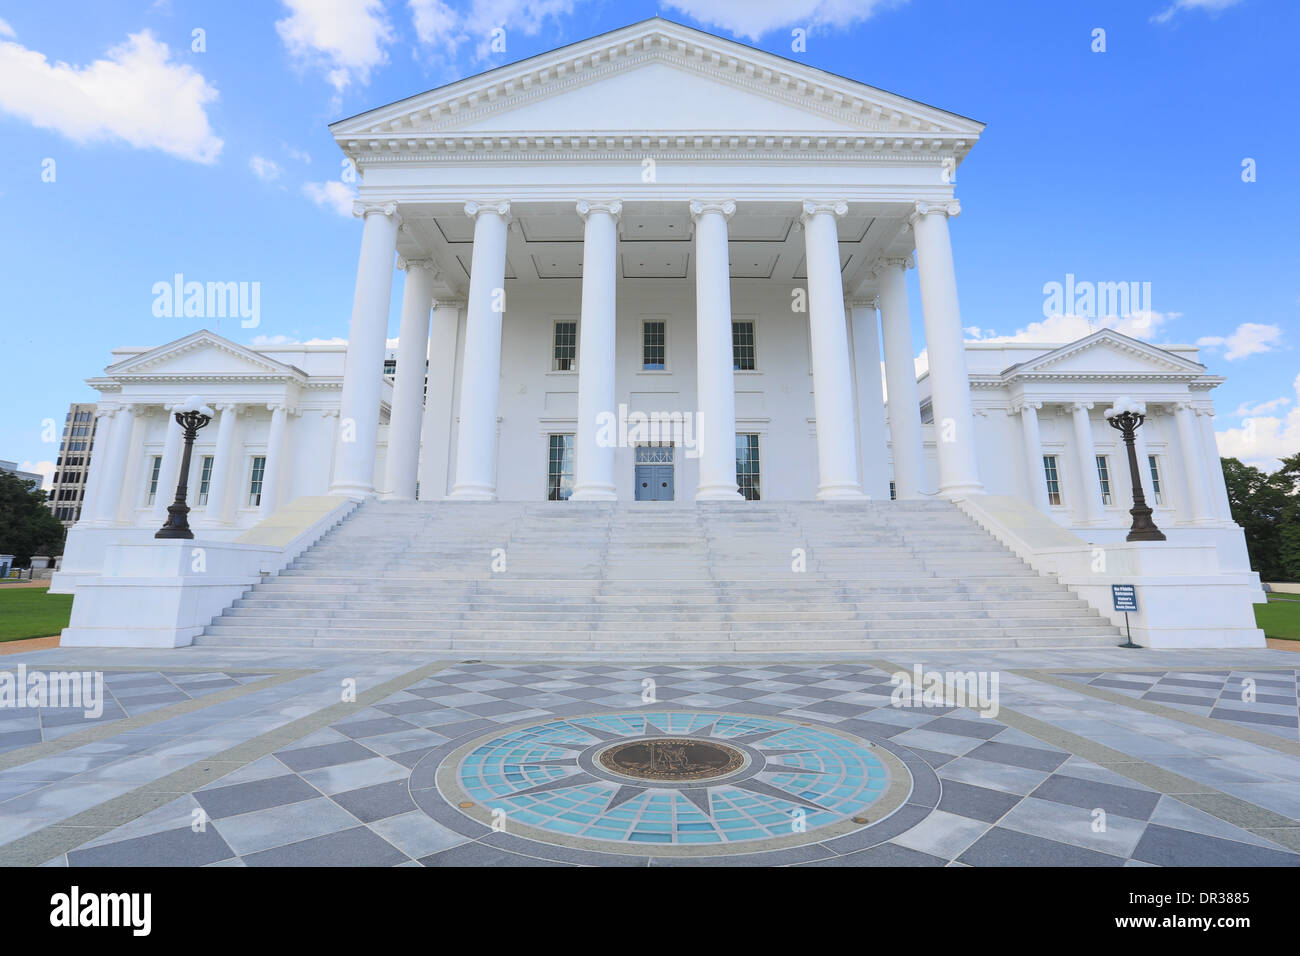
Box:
0, 0, 1296, 484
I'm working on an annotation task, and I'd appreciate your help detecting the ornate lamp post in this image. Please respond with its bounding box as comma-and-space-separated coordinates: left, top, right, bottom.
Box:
1105, 397, 1166, 542
155, 396, 214, 539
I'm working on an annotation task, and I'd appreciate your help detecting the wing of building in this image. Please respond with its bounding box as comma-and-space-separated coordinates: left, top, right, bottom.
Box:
50, 17, 1265, 651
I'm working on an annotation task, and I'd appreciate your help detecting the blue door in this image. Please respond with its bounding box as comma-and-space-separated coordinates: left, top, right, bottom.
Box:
635, 446, 674, 501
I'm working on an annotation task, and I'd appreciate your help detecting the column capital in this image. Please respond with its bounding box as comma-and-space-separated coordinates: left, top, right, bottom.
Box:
1012, 400, 1044, 414
433, 297, 466, 311
576, 200, 623, 221
1071, 400, 1094, 412
395, 256, 439, 275
871, 255, 914, 277
213, 402, 241, 414
846, 296, 879, 311
688, 199, 736, 221
908, 199, 961, 225
353, 200, 402, 226
800, 200, 849, 222
464, 200, 511, 222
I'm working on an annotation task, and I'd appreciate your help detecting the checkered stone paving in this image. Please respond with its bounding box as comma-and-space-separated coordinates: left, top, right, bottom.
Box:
0, 668, 274, 754
1054, 669, 1300, 740
6, 657, 1300, 867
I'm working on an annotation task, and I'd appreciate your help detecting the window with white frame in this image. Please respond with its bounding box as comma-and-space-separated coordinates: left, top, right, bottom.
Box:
145, 455, 162, 506
1148, 455, 1163, 505
547, 434, 574, 501
1043, 454, 1062, 506
732, 321, 756, 371
552, 320, 577, 371
247, 456, 266, 507
642, 320, 666, 370
1096, 455, 1113, 506
197, 456, 214, 506
736, 434, 761, 501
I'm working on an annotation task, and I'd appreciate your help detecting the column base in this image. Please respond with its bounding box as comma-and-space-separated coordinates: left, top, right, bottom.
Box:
939, 483, 985, 500
696, 486, 744, 501
816, 484, 867, 501
571, 485, 617, 501
379, 491, 417, 502
328, 481, 375, 499
447, 483, 497, 501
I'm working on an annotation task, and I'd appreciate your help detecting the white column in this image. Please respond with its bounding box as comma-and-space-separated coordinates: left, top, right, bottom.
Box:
384, 258, 438, 499
876, 257, 924, 500
77, 407, 114, 524
690, 200, 742, 500
330, 201, 401, 497
198, 403, 239, 527
260, 403, 289, 519
1018, 402, 1049, 513
1174, 401, 1215, 523
910, 200, 983, 498
92, 404, 136, 524
849, 297, 889, 499
450, 200, 511, 500
572, 200, 622, 500
419, 298, 463, 500
802, 201, 865, 499
151, 405, 183, 523
1070, 401, 1103, 524
1198, 407, 1232, 521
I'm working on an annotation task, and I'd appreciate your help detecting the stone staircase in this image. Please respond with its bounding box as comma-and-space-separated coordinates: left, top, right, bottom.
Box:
193, 499, 1123, 654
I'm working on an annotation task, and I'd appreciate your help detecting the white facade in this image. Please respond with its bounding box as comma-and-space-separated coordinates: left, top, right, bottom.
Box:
50, 18, 1263, 648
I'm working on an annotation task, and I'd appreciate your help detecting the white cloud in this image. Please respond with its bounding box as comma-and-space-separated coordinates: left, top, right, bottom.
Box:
276, 0, 394, 91
302, 180, 356, 216
1152, 0, 1245, 25
409, 0, 578, 63
1234, 396, 1291, 418
963, 311, 1178, 345
0, 28, 221, 163
249, 155, 282, 182
19, 460, 55, 490
661, 0, 906, 41
285, 144, 312, 164
0, 18, 15, 39
1196, 322, 1282, 361
1216, 373, 1300, 472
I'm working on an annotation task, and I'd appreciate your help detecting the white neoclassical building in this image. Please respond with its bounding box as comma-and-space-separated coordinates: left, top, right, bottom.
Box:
53, 18, 1263, 649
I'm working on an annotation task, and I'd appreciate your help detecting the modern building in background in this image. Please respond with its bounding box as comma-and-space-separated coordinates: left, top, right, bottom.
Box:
0, 459, 43, 486
45, 403, 99, 526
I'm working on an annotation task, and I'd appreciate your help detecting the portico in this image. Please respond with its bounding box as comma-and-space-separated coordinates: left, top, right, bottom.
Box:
325, 19, 989, 504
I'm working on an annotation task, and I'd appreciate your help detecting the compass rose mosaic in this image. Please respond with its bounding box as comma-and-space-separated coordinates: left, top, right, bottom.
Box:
427, 711, 913, 854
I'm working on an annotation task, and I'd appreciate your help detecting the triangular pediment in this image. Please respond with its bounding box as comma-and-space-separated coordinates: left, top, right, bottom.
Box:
331, 18, 983, 143
1003, 330, 1208, 380
104, 331, 306, 380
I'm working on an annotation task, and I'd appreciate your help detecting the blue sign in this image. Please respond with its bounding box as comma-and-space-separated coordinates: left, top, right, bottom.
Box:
1112, 584, 1138, 613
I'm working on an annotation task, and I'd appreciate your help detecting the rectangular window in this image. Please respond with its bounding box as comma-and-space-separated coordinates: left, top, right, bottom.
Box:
197, 456, 214, 506
889, 481, 897, 501
919, 402, 934, 425
248, 456, 266, 507
145, 455, 162, 506
552, 320, 577, 371
732, 321, 756, 371
1148, 455, 1163, 505
1096, 455, 1112, 506
642, 320, 666, 370
736, 434, 761, 501
547, 434, 574, 501
383, 359, 397, 376
1043, 454, 1062, 506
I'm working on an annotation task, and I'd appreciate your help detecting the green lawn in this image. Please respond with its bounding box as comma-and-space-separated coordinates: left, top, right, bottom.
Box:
0, 586, 72, 642
1256, 594, 1300, 641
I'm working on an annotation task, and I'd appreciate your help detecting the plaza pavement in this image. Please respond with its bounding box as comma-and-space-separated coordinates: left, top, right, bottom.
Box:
0, 644, 1298, 867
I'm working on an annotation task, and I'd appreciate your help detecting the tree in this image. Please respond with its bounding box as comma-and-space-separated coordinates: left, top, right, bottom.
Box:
0, 472, 65, 566
1222, 455, 1300, 583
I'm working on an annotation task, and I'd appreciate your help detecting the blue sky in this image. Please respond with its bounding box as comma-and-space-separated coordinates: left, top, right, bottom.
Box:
1, 0, 1296, 482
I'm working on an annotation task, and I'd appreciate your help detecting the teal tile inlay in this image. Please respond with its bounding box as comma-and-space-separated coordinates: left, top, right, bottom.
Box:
456, 711, 892, 847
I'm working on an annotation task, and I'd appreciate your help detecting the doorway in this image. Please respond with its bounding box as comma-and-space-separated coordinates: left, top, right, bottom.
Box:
634, 444, 674, 501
